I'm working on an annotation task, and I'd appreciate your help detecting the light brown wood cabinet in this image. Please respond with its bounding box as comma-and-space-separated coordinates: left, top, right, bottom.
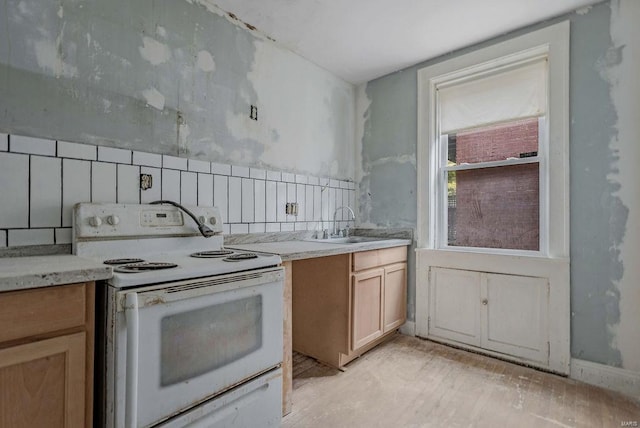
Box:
292, 246, 407, 368
0, 282, 95, 428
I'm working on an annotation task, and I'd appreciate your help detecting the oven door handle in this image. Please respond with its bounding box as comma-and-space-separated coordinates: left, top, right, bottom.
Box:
124, 292, 139, 428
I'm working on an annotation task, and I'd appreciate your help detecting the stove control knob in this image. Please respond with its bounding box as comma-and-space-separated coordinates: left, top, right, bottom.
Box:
89, 216, 102, 227
106, 215, 120, 226
198, 216, 207, 224
209, 217, 217, 225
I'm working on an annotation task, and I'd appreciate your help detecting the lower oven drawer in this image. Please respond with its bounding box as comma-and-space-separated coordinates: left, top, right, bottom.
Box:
158, 367, 282, 428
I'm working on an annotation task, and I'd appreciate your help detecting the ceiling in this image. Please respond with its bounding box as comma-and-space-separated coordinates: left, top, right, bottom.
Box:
212, 0, 601, 84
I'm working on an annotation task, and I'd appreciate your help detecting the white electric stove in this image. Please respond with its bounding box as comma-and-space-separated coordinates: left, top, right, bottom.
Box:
74, 202, 283, 428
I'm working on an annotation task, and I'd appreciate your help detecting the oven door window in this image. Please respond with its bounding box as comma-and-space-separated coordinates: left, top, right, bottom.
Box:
160, 295, 262, 386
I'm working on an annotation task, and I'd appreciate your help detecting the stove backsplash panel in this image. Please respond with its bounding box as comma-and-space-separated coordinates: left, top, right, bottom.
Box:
0, 133, 356, 250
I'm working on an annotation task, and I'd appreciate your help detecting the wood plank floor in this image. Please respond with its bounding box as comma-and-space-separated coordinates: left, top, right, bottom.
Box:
283, 334, 640, 428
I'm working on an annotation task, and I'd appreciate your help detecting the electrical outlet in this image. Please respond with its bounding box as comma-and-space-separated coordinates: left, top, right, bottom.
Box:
285, 202, 298, 216
140, 174, 153, 190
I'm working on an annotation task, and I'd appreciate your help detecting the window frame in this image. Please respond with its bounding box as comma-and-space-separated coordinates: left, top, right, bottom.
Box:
417, 21, 570, 259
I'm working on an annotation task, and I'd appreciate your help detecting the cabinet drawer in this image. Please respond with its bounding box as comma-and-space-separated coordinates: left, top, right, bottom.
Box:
352, 246, 407, 272
0, 283, 87, 344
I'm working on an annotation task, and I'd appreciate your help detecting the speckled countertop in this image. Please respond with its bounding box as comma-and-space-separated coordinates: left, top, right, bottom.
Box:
0, 255, 112, 292
226, 238, 412, 261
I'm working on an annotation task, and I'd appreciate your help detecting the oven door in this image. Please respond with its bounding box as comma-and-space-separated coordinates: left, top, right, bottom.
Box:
113, 267, 284, 428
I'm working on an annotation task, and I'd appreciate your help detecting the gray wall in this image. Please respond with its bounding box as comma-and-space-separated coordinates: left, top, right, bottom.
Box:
357, 0, 639, 371
0, 0, 355, 179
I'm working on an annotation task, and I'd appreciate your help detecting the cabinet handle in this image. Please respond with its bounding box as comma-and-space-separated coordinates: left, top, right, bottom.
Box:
481, 298, 488, 305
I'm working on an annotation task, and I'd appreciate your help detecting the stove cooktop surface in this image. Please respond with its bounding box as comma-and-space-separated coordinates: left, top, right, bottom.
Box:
104, 250, 281, 288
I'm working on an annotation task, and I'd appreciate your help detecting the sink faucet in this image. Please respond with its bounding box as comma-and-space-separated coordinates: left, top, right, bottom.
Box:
332, 206, 356, 237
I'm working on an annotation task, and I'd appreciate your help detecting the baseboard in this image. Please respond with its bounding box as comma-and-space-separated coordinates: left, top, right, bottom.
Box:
571, 358, 640, 400
399, 321, 416, 336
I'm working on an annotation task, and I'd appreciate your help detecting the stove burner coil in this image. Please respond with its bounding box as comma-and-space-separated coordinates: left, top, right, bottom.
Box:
104, 258, 145, 265
114, 262, 178, 273
190, 250, 235, 258
223, 253, 259, 262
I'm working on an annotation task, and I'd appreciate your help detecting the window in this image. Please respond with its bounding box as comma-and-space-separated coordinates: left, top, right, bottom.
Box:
417, 22, 569, 258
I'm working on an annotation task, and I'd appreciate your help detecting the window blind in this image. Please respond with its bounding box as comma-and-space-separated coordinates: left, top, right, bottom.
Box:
438, 59, 547, 134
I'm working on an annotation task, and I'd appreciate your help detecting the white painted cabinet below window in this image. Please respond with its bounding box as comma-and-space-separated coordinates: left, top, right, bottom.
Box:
429, 267, 549, 365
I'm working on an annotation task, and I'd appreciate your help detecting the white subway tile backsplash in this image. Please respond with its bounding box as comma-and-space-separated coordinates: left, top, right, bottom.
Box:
280, 223, 294, 232
231, 165, 250, 178
321, 186, 330, 227
241, 178, 254, 223
117, 164, 140, 203
213, 175, 228, 223
335, 189, 343, 220
276, 182, 287, 222
282, 172, 295, 183
31, 156, 61, 227
349, 189, 355, 212
296, 184, 305, 222
222, 224, 231, 235
266, 170, 281, 181
328, 188, 336, 220
294, 222, 308, 231
230, 223, 248, 234
10, 135, 56, 156
92, 162, 117, 203
163, 155, 188, 170
266, 181, 277, 223
58, 140, 97, 160
250, 168, 266, 180
133, 151, 162, 167
305, 185, 314, 221
98, 146, 132, 164
343, 189, 350, 214
0, 152, 29, 228
161, 169, 180, 201
313, 185, 322, 224
180, 171, 198, 205
254, 180, 266, 223
286, 183, 296, 222
197, 173, 213, 207
1, 134, 362, 248
8, 228, 54, 246
265, 223, 280, 232
228, 177, 242, 223
62, 159, 91, 227
249, 223, 266, 234
55, 228, 72, 244
140, 167, 162, 203
188, 159, 210, 173
211, 162, 231, 175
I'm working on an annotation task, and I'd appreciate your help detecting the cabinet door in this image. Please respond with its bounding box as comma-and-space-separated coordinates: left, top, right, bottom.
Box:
383, 263, 407, 333
428, 267, 482, 347
351, 268, 384, 350
0, 332, 86, 428
481, 273, 549, 363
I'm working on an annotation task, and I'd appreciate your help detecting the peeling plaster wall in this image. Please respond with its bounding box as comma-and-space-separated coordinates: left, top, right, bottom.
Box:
357, 0, 639, 372
0, 0, 354, 180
